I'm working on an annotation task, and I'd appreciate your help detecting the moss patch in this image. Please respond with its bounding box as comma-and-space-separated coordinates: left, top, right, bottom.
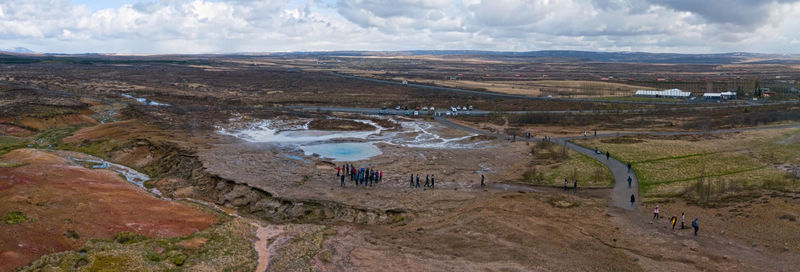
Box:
4, 211, 28, 224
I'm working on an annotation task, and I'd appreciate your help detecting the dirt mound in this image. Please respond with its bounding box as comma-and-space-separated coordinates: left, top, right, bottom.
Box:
308, 119, 376, 131
17, 114, 97, 131
0, 149, 217, 271
0, 123, 35, 137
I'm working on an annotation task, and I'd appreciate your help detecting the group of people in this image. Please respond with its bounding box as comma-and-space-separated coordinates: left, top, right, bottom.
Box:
336, 164, 382, 187
653, 205, 700, 236
410, 173, 436, 189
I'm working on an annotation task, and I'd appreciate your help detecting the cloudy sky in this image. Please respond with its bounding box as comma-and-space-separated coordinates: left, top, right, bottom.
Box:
1, 0, 799, 54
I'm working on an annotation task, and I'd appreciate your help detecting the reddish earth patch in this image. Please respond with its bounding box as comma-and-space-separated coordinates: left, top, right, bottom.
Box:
0, 149, 217, 271
0, 123, 35, 137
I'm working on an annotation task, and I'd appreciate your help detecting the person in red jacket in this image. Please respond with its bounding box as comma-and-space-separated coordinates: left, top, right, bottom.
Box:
336, 166, 340, 176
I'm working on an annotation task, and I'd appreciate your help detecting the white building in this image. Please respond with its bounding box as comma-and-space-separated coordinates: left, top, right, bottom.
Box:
634, 89, 691, 98
703, 91, 737, 100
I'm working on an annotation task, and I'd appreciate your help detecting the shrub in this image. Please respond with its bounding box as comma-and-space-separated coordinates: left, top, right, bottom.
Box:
3, 211, 27, 224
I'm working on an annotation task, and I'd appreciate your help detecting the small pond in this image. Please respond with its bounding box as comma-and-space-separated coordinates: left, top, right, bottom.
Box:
300, 142, 382, 162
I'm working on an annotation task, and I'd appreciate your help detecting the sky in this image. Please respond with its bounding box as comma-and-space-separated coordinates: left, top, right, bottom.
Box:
1, 0, 799, 54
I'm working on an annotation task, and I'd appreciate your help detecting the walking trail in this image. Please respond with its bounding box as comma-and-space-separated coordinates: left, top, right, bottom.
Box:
434, 115, 800, 209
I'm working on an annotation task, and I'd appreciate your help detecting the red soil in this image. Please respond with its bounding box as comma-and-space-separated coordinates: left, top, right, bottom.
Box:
0, 149, 217, 271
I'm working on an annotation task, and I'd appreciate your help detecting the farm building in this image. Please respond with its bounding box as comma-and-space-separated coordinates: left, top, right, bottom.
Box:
634, 89, 691, 98
703, 91, 737, 99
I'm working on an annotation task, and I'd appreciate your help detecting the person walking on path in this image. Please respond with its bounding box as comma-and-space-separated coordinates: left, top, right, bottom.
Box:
416, 175, 421, 188
379, 170, 383, 182
671, 215, 677, 230
627, 176, 633, 188
630, 194, 636, 208
425, 175, 430, 187
681, 212, 685, 229
340, 173, 345, 187
653, 205, 660, 220
692, 218, 699, 236
606, 151, 610, 160
573, 180, 578, 194
431, 175, 435, 189
410, 174, 414, 188
564, 178, 568, 191
627, 163, 632, 173
481, 175, 486, 188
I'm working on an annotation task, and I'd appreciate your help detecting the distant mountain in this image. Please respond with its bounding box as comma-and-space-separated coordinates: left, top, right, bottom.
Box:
1, 47, 35, 54
270, 50, 800, 64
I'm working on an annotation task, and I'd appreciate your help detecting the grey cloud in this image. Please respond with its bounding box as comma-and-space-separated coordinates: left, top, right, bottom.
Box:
648, 0, 799, 28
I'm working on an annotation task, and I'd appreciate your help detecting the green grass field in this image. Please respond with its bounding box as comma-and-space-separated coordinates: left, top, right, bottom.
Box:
575, 128, 800, 198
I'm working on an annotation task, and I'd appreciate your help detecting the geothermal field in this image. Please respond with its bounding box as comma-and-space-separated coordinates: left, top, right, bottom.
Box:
2, 52, 800, 271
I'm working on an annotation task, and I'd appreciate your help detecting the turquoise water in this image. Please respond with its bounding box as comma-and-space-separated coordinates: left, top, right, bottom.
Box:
300, 142, 381, 162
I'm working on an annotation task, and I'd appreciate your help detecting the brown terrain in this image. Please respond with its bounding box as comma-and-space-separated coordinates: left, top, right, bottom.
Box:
0, 149, 217, 271
0, 54, 799, 271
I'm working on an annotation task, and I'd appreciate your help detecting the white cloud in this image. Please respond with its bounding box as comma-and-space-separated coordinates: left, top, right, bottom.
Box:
0, 0, 798, 53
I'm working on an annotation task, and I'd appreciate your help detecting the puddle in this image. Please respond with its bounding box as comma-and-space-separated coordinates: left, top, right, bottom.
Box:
300, 142, 382, 162
282, 154, 312, 164
121, 93, 170, 106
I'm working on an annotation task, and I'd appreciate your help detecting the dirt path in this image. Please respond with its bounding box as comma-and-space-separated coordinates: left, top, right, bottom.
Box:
254, 225, 285, 272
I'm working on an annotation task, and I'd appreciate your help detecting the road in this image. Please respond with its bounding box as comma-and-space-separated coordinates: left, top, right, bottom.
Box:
287, 101, 794, 116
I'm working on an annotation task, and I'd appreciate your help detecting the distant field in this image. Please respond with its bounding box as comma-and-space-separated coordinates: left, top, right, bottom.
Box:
574, 128, 800, 199
390, 77, 650, 98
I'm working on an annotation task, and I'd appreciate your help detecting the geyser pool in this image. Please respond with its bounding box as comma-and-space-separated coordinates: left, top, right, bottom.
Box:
300, 142, 381, 162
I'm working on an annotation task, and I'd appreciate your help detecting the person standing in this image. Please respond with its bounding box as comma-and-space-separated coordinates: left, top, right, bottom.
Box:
564, 178, 568, 191
379, 170, 383, 182
627, 176, 632, 188
692, 218, 699, 236
606, 151, 610, 160
410, 174, 414, 188
340, 173, 345, 187
671, 215, 677, 230
630, 194, 636, 208
573, 180, 578, 194
681, 212, 685, 229
431, 175, 435, 189
481, 174, 486, 188
653, 205, 660, 220
337, 166, 341, 177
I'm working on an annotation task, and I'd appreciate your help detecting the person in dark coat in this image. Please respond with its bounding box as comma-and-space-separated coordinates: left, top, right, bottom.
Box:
416, 175, 421, 188
606, 151, 610, 160
573, 180, 578, 193
410, 174, 414, 187
627, 176, 633, 188
692, 218, 699, 236
425, 175, 430, 187
564, 178, 568, 191
630, 194, 635, 208
340, 173, 345, 187
481, 175, 486, 188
